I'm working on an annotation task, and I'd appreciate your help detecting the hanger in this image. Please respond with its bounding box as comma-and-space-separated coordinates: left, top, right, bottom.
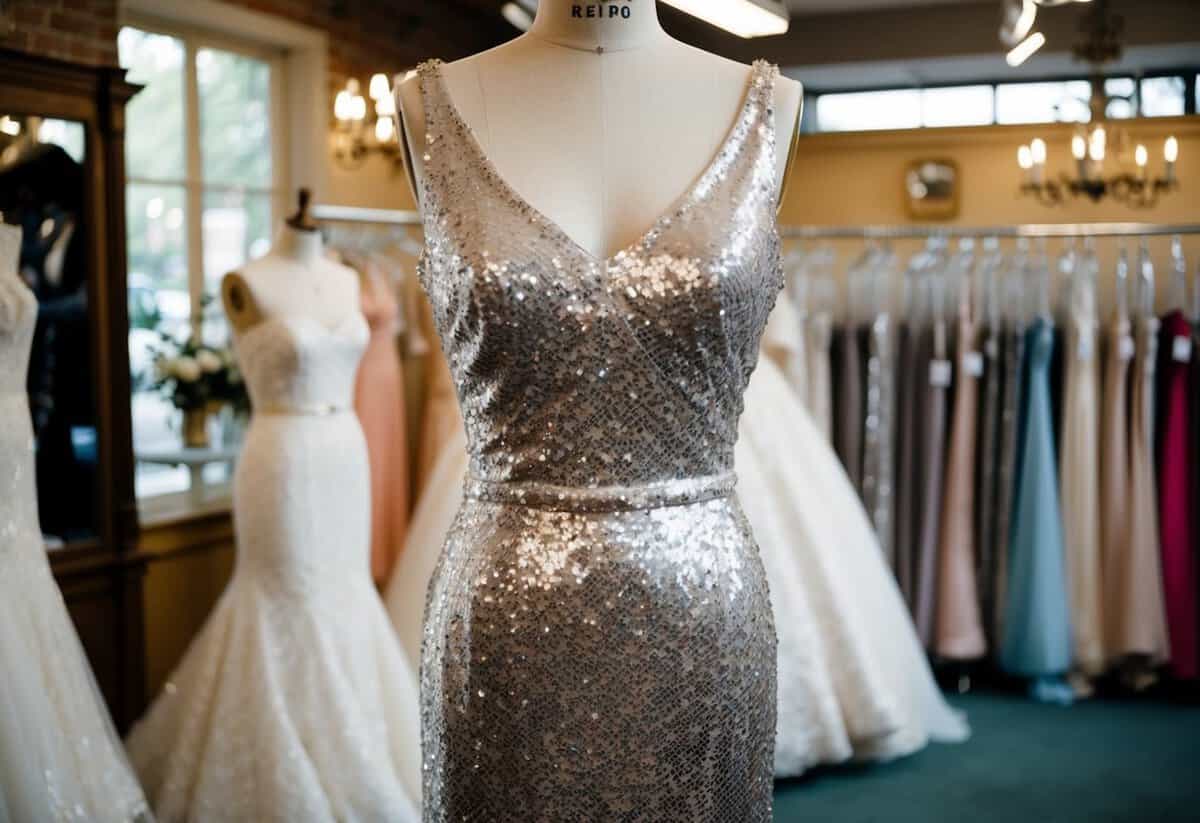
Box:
1115, 242, 1130, 324
1169, 235, 1187, 312
1137, 237, 1155, 319
285, 188, 318, 233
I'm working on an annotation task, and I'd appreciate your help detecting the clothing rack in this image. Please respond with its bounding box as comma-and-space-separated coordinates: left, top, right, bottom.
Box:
310, 204, 422, 226
781, 222, 1200, 240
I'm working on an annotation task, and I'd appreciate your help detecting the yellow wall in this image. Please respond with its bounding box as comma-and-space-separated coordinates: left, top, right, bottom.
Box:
780, 116, 1200, 312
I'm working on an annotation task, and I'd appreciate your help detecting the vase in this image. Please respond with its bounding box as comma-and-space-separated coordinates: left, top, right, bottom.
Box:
182, 408, 210, 449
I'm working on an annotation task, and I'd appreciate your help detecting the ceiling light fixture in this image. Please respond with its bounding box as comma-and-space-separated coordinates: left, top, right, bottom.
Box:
660, 0, 789, 39
1005, 30, 1046, 66
501, 1, 534, 32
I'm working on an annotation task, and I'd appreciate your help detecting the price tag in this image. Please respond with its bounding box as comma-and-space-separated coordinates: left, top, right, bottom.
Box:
1172, 335, 1193, 363
963, 351, 985, 377
929, 359, 953, 387
1077, 332, 1094, 362
1118, 335, 1135, 362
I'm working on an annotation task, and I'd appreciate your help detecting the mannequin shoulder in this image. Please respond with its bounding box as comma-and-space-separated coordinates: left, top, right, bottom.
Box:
221, 270, 263, 334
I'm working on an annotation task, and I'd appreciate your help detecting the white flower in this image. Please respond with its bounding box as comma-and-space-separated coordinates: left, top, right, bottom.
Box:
196, 350, 223, 373
174, 356, 201, 382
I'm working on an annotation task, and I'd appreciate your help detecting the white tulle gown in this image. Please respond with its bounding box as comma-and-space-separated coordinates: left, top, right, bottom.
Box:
387, 296, 968, 778
0, 225, 149, 822
126, 274, 421, 821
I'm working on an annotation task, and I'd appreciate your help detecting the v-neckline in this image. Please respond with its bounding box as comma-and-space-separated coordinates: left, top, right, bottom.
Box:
426, 58, 770, 268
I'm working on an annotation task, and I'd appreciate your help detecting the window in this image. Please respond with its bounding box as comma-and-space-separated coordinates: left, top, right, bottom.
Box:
809, 69, 1196, 132
119, 22, 286, 500
1141, 76, 1186, 117
815, 89, 921, 132
995, 80, 1092, 124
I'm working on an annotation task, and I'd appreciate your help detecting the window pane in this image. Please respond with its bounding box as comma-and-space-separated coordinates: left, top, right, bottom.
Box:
127, 182, 192, 498
1104, 77, 1136, 119
921, 85, 993, 127
202, 190, 273, 344
119, 27, 186, 181
995, 81, 1091, 124
197, 48, 273, 187
816, 89, 921, 132
1141, 76, 1185, 117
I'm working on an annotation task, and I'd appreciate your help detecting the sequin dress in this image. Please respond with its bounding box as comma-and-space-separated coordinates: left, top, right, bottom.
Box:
0, 225, 149, 822
414, 59, 781, 821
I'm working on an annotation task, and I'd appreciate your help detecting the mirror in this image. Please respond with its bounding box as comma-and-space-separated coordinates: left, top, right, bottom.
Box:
904, 159, 960, 220
0, 114, 98, 547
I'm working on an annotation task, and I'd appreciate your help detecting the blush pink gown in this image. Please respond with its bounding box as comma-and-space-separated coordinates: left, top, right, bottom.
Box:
354, 258, 409, 585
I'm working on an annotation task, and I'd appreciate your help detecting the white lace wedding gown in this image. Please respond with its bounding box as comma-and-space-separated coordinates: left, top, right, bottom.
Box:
126, 289, 421, 821
387, 296, 968, 778
0, 225, 150, 822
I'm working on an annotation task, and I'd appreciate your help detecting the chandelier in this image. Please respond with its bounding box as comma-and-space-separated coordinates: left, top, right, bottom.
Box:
331, 73, 402, 170
1010, 0, 1181, 208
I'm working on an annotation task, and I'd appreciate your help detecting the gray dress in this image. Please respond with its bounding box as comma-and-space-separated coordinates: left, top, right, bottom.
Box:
415, 59, 781, 821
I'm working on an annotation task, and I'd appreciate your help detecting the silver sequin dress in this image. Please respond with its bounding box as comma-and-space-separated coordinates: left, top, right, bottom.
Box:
414, 59, 783, 821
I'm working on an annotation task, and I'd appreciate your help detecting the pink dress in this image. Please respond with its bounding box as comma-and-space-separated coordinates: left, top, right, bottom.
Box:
354, 259, 410, 584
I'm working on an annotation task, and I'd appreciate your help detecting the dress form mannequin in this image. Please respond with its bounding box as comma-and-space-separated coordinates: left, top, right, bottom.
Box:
222, 205, 357, 334
395, 0, 802, 259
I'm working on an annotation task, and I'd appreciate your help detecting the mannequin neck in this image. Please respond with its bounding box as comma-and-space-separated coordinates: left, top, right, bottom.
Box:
529, 0, 666, 53
273, 224, 323, 266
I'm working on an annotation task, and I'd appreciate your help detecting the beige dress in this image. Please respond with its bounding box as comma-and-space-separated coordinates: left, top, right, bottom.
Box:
1059, 281, 1104, 676
1104, 316, 1170, 663
934, 301, 987, 660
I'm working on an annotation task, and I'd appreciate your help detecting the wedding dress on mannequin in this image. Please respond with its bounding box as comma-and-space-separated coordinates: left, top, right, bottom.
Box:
126, 227, 421, 822
0, 224, 150, 822
387, 292, 969, 779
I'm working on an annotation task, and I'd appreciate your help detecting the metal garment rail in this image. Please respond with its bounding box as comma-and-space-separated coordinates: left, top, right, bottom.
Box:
310, 204, 422, 225
780, 222, 1200, 240
310, 208, 1200, 240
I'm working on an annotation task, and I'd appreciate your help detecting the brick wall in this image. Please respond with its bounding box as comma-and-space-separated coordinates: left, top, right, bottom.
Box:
0, 0, 511, 87
1, 0, 120, 68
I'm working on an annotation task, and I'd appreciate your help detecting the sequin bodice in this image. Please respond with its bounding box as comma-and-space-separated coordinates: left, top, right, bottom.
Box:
416, 59, 783, 493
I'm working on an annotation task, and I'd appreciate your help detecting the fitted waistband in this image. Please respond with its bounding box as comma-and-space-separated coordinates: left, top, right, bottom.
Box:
255, 403, 350, 417
463, 472, 737, 513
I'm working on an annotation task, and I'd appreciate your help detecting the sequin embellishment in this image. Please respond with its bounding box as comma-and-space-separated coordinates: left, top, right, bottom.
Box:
415, 58, 784, 822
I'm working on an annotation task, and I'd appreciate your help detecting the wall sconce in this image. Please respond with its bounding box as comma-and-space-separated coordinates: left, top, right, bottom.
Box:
332, 73, 402, 170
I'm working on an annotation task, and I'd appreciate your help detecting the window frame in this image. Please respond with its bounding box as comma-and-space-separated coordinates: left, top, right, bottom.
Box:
809, 67, 1200, 133
121, 13, 290, 333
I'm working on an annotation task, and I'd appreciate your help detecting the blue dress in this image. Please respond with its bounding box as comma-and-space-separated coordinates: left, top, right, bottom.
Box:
1001, 317, 1073, 683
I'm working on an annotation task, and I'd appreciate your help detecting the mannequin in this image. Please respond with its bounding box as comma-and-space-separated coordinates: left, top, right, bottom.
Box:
394, 0, 803, 259
221, 190, 357, 334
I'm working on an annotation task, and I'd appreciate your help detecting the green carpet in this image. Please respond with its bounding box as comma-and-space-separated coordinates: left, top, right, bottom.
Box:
773, 692, 1200, 822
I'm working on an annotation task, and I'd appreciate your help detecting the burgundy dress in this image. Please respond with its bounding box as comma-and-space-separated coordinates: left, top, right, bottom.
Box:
1157, 310, 1197, 679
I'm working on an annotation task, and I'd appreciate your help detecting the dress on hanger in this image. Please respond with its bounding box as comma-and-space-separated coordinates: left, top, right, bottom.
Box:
414, 331, 458, 497
126, 267, 422, 821
414, 59, 780, 820
1000, 318, 1072, 682
1059, 275, 1104, 677
352, 255, 409, 584
860, 314, 895, 564
387, 298, 969, 782
1156, 310, 1197, 679
1104, 316, 1170, 665
805, 310, 834, 441
913, 322, 950, 649
975, 323, 1004, 648
935, 300, 986, 660
834, 322, 864, 492
992, 321, 1027, 644
0, 226, 149, 823
893, 321, 921, 596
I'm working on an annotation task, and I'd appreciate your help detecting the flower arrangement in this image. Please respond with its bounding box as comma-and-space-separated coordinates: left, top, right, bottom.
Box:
149, 340, 245, 412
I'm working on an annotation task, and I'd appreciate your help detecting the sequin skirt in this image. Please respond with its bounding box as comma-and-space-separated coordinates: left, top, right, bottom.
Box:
420, 476, 777, 822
